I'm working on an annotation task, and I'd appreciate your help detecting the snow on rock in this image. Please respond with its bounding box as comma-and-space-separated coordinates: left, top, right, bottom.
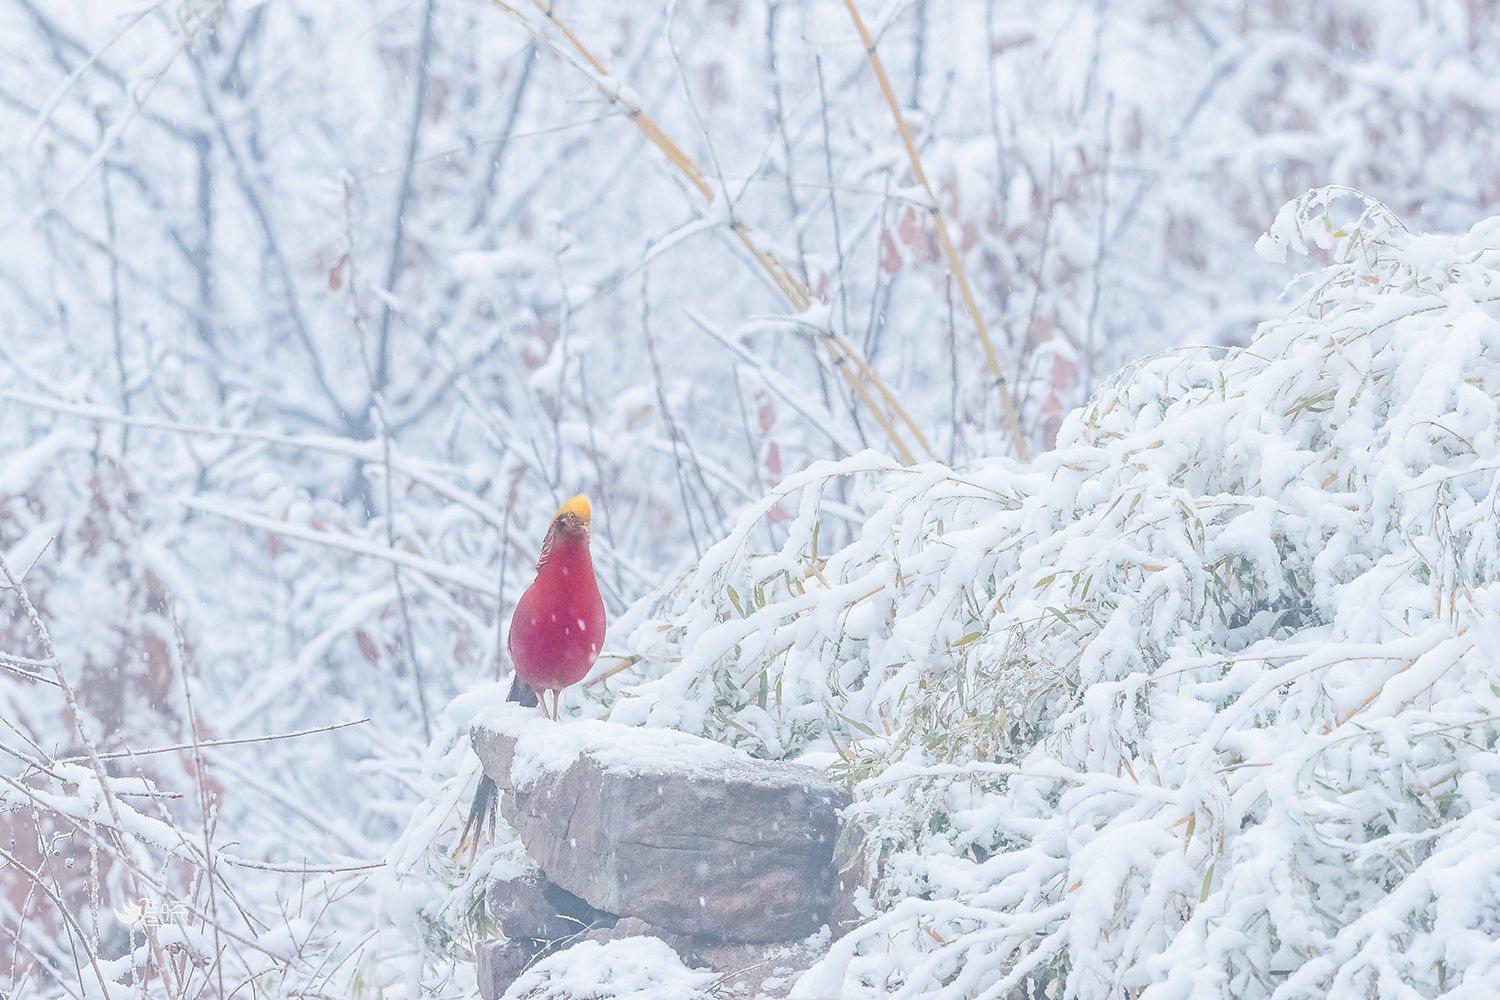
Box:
470, 704, 849, 942
501, 937, 713, 1000
470, 700, 756, 791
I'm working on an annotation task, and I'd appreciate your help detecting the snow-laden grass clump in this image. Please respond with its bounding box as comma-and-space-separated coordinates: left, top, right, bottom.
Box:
598, 189, 1500, 998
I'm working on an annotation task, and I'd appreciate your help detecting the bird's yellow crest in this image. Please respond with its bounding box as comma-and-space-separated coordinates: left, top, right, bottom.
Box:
554, 494, 592, 524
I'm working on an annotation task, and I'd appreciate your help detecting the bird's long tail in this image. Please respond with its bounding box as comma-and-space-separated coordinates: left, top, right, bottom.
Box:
506, 672, 539, 709
457, 674, 537, 866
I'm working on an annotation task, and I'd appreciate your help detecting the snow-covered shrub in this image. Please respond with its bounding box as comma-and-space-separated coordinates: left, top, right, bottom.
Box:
594, 189, 1500, 997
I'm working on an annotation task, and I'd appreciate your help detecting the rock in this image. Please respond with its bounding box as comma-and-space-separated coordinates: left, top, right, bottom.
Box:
476, 938, 538, 1000
826, 821, 875, 940
691, 934, 828, 1000
487, 862, 603, 942
827, 865, 874, 941
471, 704, 850, 942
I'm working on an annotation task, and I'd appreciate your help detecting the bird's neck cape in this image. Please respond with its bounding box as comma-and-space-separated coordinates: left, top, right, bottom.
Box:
535, 519, 587, 573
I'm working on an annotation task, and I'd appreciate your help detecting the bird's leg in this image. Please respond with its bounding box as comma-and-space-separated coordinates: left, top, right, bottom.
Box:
553, 689, 563, 719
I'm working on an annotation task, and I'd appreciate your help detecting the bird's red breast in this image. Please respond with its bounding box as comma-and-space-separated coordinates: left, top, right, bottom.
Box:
508, 495, 606, 692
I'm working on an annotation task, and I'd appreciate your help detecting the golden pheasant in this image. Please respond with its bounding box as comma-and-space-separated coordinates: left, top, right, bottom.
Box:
460, 494, 606, 859
507, 495, 606, 718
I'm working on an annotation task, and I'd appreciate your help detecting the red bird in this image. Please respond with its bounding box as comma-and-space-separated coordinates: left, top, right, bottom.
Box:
507, 494, 606, 719
460, 494, 605, 860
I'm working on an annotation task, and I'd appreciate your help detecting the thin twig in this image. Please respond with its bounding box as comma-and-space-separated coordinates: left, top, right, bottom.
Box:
843, 0, 1030, 461
184, 46, 346, 426
98, 153, 130, 451
172, 617, 227, 1000
486, 0, 931, 465
0, 652, 61, 684
1083, 93, 1114, 388
765, 2, 810, 289
468, 41, 539, 231
945, 275, 958, 464
55, 719, 371, 764
0, 844, 114, 1000
347, 176, 434, 741
2, 390, 527, 542
815, 56, 854, 345
374, 0, 438, 393
179, 495, 497, 595
642, 270, 703, 559
683, 310, 856, 457
0, 550, 173, 995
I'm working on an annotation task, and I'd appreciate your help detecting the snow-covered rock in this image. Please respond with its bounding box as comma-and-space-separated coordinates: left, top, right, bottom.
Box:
472, 702, 849, 942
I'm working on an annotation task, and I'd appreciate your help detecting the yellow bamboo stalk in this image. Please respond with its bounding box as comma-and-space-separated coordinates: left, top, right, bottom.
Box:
489, 0, 931, 465
825, 327, 935, 459
843, 0, 1030, 462
818, 334, 916, 464
523, 0, 711, 200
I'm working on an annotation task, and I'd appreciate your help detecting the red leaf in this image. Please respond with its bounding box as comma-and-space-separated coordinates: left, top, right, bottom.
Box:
898, 206, 921, 246
765, 440, 782, 477
757, 395, 776, 434
356, 630, 380, 665
879, 229, 903, 274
